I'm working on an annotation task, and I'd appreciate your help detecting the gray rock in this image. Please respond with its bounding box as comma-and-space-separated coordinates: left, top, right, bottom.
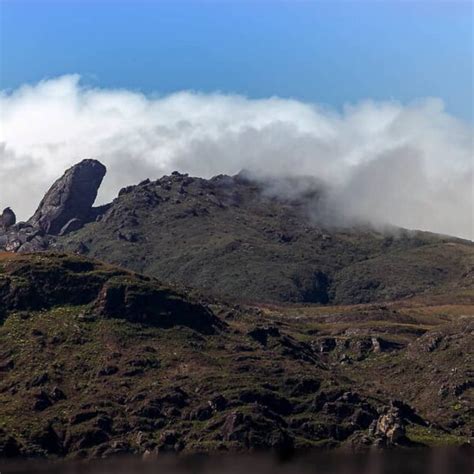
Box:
374, 404, 407, 445
5, 239, 21, 252
0, 223, 49, 253
17, 236, 49, 253
28, 159, 106, 235
0, 208, 16, 231
59, 218, 83, 236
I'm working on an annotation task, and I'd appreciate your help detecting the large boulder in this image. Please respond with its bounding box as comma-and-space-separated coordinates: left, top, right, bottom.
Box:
28, 159, 106, 235
0, 207, 16, 231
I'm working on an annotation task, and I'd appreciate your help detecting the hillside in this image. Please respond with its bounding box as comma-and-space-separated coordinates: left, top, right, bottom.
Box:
0, 253, 472, 459
1, 160, 471, 305
40, 162, 472, 305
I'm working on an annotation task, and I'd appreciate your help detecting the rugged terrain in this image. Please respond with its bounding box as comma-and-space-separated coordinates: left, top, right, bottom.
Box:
56, 167, 473, 305
0, 252, 472, 460
0, 160, 472, 461
1, 159, 472, 305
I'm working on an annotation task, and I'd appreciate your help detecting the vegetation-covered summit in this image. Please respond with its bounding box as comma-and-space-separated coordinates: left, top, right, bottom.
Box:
2, 160, 472, 305
53, 166, 473, 304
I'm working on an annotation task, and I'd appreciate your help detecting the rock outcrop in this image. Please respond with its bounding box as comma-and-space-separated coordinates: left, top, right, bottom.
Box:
0, 159, 105, 252
0, 253, 222, 335
94, 277, 222, 334
28, 159, 106, 235
0, 222, 49, 253
373, 406, 406, 445
0, 208, 16, 231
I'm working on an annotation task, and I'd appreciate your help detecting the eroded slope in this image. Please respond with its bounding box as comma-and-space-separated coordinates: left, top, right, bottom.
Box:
0, 253, 472, 459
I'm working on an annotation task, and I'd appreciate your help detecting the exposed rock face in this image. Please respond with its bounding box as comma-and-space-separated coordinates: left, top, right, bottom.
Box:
28, 159, 106, 235
375, 409, 405, 445
220, 407, 294, 453
94, 277, 222, 334
0, 223, 49, 253
0, 161, 106, 251
0, 253, 221, 335
0, 207, 16, 230
370, 400, 422, 446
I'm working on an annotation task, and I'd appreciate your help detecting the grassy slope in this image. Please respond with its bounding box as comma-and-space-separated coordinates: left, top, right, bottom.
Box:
0, 253, 472, 459
55, 173, 474, 304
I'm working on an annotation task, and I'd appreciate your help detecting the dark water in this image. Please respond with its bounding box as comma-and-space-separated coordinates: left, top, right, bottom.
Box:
1, 449, 473, 474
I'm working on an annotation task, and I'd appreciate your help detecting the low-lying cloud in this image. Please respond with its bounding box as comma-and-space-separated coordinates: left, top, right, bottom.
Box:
0, 74, 472, 239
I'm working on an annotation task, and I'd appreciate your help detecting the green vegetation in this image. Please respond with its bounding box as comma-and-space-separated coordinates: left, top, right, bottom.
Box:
55, 173, 474, 304
406, 425, 468, 447
0, 252, 472, 459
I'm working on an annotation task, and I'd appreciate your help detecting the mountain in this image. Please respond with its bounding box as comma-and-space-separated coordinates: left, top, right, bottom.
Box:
16, 159, 469, 305
1, 160, 472, 305
0, 252, 472, 459
0, 160, 472, 460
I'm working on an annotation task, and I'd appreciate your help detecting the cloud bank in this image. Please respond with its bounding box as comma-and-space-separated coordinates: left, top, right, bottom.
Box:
0, 74, 472, 239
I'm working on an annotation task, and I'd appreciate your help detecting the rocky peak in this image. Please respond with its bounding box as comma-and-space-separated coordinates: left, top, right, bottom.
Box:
0, 207, 16, 230
28, 159, 106, 235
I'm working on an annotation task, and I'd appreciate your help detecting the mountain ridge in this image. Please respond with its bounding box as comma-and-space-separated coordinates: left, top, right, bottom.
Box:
53, 162, 473, 304
1, 159, 472, 305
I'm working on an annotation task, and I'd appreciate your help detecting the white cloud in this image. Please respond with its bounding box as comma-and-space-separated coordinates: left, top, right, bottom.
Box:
0, 74, 472, 239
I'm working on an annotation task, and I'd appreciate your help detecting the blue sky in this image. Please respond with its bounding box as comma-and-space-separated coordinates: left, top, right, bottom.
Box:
0, 0, 473, 120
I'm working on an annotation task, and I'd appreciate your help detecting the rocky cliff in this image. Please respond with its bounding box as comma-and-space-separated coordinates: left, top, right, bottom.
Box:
28, 159, 106, 235
0, 159, 105, 253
